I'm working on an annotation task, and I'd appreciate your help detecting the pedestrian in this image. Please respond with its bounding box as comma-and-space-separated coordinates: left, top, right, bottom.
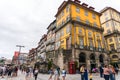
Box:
25, 67, 30, 80
109, 65, 116, 80
33, 67, 39, 80
61, 68, 66, 80
0, 66, 3, 76
103, 65, 110, 80
89, 72, 93, 80
115, 67, 119, 75
54, 67, 60, 80
99, 65, 103, 78
80, 65, 85, 80
29, 67, 33, 77
84, 67, 88, 80
7, 67, 13, 77
14, 66, 18, 77
48, 68, 54, 80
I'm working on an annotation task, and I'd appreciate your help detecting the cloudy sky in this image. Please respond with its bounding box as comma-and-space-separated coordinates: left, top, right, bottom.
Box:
0, 0, 119, 59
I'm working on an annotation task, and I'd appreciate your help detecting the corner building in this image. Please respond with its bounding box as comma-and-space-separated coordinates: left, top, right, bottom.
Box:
54, 0, 108, 71
100, 7, 120, 67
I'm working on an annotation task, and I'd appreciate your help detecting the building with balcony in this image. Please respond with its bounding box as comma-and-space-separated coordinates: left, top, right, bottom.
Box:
37, 34, 47, 62
28, 48, 37, 67
18, 53, 28, 65
100, 7, 120, 66
46, 20, 56, 63
54, 0, 108, 71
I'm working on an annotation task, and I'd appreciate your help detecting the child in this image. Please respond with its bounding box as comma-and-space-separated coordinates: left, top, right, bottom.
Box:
89, 72, 93, 80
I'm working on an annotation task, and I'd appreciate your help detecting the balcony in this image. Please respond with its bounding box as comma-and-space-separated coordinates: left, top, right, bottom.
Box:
71, 17, 104, 32
104, 30, 120, 37
55, 17, 71, 32
56, 17, 104, 32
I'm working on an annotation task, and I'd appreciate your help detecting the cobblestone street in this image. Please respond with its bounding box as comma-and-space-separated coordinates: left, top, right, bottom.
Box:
0, 70, 120, 80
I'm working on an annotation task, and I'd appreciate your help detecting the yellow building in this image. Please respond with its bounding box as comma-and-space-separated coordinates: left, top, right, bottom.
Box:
100, 7, 120, 67
55, 0, 108, 71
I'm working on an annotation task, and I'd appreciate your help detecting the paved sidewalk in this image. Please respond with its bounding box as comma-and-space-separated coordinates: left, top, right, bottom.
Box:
37, 72, 120, 80
0, 71, 120, 80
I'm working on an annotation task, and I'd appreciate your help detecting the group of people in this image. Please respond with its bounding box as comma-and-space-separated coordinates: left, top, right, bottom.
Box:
0, 65, 18, 78
20, 67, 39, 80
79, 64, 119, 80
102, 65, 119, 80
48, 67, 67, 80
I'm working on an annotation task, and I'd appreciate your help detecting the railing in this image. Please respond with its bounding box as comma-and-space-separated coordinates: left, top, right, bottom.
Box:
56, 17, 104, 32
71, 17, 103, 30
104, 30, 120, 36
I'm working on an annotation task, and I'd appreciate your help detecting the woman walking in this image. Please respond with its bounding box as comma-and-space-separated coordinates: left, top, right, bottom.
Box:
61, 68, 66, 80
103, 65, 110, 80
109, 65, 116, 80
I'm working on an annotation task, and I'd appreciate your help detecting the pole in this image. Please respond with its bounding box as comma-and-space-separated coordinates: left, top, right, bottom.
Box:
16, 45, 25, 65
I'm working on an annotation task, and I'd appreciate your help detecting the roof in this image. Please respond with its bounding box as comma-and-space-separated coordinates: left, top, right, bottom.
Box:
47, 20, 56, 29
55, 0, 101, 17
100, 7, 120, 14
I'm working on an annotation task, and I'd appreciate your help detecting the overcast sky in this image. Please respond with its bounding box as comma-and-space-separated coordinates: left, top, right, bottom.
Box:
0, 0, 120, 59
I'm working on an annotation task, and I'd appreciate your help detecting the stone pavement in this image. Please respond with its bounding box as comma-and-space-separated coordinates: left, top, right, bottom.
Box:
0, 71, 120, 80
0, 70, 34, 80
37, 73, 120, 80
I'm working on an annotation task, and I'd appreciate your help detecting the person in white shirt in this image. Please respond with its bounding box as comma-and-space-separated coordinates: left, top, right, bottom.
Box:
61, 68, 66, 80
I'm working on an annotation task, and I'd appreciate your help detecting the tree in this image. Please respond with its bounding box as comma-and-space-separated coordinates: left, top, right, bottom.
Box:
48, 60, 52, 70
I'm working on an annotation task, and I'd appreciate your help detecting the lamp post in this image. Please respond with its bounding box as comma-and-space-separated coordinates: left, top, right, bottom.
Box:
16, 45, 25, 65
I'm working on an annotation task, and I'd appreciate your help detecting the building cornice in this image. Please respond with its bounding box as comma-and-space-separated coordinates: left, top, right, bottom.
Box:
55, 0, 101, 17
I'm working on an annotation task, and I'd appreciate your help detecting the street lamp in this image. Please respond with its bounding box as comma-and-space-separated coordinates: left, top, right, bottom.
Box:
16, 45, 25, 53
16, 45, 25, 65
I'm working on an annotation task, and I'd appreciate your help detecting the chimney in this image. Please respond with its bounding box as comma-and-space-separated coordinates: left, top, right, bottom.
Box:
82, 3, 88, 7
74, 0, 81, 4
89, 6, 95, 10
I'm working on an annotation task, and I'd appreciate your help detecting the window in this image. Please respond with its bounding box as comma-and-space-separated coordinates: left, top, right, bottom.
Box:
66, 16, 70, 21
79, 29, 82, 34
79, 37, 84, 49
107, 29, 111, 34
66, 5, 70, 12
66, 26, 70, 33
55, 41, 60, 49
105, 17, 108, 21
76, 7, 80, 13
88, 31, 92, 37
89, 39, 93, 50
110, 44, 115, 51
104, 12, 107, 16
109, 38, 113, 42
66, 37, 71, 49
61, 11, 64, 17
62, 20, 65, 25
98, 41, 101, 48
61, 30, 64, 37
96, 34, 100, 38
92, 13, 96, 19
56, 32, 60, 40
76, 16, 80, 21
106, 22, 109, 27
93, 22, 97, 27
85, 10, 88, 16
86, 20, 90, 25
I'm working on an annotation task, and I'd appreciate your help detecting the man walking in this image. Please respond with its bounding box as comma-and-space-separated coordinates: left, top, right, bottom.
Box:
80, 65, 85, 80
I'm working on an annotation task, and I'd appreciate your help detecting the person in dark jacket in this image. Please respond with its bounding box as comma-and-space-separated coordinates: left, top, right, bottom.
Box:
33, 67, 39, 80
